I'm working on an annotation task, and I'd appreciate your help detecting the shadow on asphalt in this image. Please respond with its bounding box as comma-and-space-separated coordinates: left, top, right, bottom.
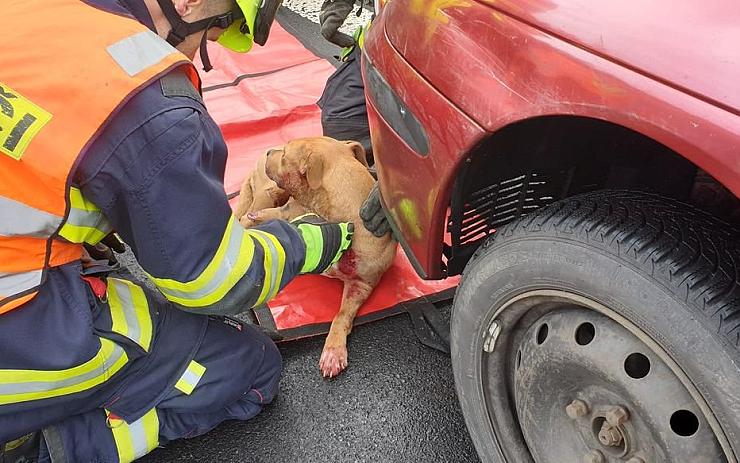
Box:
142, 306, 481, 463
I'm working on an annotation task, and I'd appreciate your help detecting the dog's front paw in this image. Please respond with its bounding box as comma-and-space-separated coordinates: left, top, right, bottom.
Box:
239, 212, 261, 228
319, 344, 348, 378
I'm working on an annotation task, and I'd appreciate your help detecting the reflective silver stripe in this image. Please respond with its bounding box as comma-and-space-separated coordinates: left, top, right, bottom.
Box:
0, 196, 62, 238
110, 280, 142, 347
128, 418, 149, 458
107, 30, 178, 77
178, 369, 201, 389
0, 270, 42, 295
0, 343, 125, 395
157, 219, 246, 301
65, 208, 114, 234
249, 230, 280, 298
109, 408, 159, 461
175, 360, 206, 395
107, 278, 153, 352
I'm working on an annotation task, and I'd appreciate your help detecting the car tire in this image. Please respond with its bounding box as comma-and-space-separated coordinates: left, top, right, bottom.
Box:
451, 190, 740, 462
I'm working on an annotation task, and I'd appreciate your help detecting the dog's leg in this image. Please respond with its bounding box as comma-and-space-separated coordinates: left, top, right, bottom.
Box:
319, 279, 373, 378
233, 180, 255, 220
239, 206, 286, 228
275, 199, 309, 222
240, 199, 309, 228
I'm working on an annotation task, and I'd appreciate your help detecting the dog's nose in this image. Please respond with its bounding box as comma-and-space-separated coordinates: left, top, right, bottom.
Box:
266, 149, 275, 157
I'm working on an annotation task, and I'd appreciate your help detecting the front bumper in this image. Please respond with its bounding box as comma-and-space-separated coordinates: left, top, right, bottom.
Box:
361, 16, 486, 279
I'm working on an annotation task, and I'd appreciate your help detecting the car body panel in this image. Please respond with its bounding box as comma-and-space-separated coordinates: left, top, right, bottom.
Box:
362, 31, 487, 278
364, 0, 740, 278
474, 0, 740, 112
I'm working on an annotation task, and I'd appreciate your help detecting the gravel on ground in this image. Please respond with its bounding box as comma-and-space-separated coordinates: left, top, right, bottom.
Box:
282, 0, 374, 35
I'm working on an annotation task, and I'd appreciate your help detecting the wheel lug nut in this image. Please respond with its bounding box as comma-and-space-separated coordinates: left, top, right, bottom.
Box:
598, 422, 623, 446
605, 405, 629, 426
566, 399, 589, 419
583, 449, 605, 463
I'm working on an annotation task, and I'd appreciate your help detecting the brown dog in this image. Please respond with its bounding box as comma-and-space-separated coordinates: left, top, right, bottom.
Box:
245, 137, 396, 377
233, 151, 291, 225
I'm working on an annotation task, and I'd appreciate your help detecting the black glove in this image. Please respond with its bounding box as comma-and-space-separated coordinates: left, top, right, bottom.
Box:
102, 233, 126, 253
83, 233, 125, 266
319, 0, 356, 48
360, 182, 391, 237
291, 214, 354, 274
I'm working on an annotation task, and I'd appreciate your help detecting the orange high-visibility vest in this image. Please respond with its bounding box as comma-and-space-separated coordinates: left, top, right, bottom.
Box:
0, 0, 200, 314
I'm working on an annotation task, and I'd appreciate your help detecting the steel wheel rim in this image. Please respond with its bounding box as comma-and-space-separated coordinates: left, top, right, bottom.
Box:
478, 289, 735, 463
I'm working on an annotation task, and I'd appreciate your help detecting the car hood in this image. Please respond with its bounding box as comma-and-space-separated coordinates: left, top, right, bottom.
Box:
387, 0, 740, 114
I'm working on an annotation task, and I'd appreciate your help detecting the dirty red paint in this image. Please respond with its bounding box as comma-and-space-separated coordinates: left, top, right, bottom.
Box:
365, 0, 740, 279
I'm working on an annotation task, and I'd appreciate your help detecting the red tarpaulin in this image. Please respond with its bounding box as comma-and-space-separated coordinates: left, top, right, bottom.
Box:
197, 23, 458, 339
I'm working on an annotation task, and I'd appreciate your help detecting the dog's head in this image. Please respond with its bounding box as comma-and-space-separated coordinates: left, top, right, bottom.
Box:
264, 137, 368, 194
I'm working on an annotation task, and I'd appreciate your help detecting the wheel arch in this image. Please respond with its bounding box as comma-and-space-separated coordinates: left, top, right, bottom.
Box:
443, 115, 740, 276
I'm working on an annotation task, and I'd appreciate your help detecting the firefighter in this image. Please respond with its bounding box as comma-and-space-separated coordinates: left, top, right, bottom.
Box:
0, 1, 353, 461
317, 0, 373, 164
317, 1, 393, 237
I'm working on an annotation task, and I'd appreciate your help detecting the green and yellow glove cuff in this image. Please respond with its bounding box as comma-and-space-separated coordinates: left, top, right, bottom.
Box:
292, 214, 354, 274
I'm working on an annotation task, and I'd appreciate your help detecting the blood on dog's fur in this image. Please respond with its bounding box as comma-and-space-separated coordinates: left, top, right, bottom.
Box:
337, 249, 357, 277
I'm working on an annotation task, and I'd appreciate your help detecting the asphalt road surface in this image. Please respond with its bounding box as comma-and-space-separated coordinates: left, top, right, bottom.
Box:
141, 305, 481, 463
141, 9, 482, 463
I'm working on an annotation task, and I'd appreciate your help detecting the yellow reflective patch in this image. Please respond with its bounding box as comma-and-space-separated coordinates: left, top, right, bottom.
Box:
58, 187, 113, 245
58, 223, 109, 245
108, 278, 153, 352
0, 82, 52, 161
174, 360, 206, 395
252, 230, 286, 302
0, 339, 128, 405
247, 231, 275, 306
4, 433, 34, 451
148, 218, 257, 308
107, 408, 159, 463
150, 218, 236, 292
69, 187, 101, 212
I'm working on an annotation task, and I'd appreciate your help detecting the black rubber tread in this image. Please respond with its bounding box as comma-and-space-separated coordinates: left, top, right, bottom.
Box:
471, 189, 740, 352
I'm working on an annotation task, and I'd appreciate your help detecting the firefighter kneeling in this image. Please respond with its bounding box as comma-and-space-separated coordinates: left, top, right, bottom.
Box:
0, 1, 353, 461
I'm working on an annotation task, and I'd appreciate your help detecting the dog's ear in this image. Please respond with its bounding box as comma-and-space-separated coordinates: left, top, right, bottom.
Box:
343, 141, 369, 168
300, 151, 324, 190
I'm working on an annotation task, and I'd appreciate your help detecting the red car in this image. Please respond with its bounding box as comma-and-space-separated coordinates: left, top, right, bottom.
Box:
362, 1, 740, 461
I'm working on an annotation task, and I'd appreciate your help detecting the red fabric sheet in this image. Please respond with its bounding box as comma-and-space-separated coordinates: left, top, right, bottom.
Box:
198, 24, 458, 332
198, 24, 331, 196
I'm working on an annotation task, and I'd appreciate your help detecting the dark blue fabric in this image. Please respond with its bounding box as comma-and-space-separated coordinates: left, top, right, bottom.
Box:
74, 94, 234, 280
0, 266, 208, 443
318, 46, 371, 154
74, 0, 306, 310
38, 320, 281, 463
119, 0, 155, 29
1, 0, 295, 447
318, 46, 368, 121
0, 263, 99, 372
0, 263, 110, 442
82, 0, 154, 31
73, 73, 306, 314
81, 0, 133, 18
155, 320, 281, 440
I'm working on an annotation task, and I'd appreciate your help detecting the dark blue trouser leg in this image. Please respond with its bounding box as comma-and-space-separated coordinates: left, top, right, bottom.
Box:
156, 321, 282, 441
39, 320, 282, 462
